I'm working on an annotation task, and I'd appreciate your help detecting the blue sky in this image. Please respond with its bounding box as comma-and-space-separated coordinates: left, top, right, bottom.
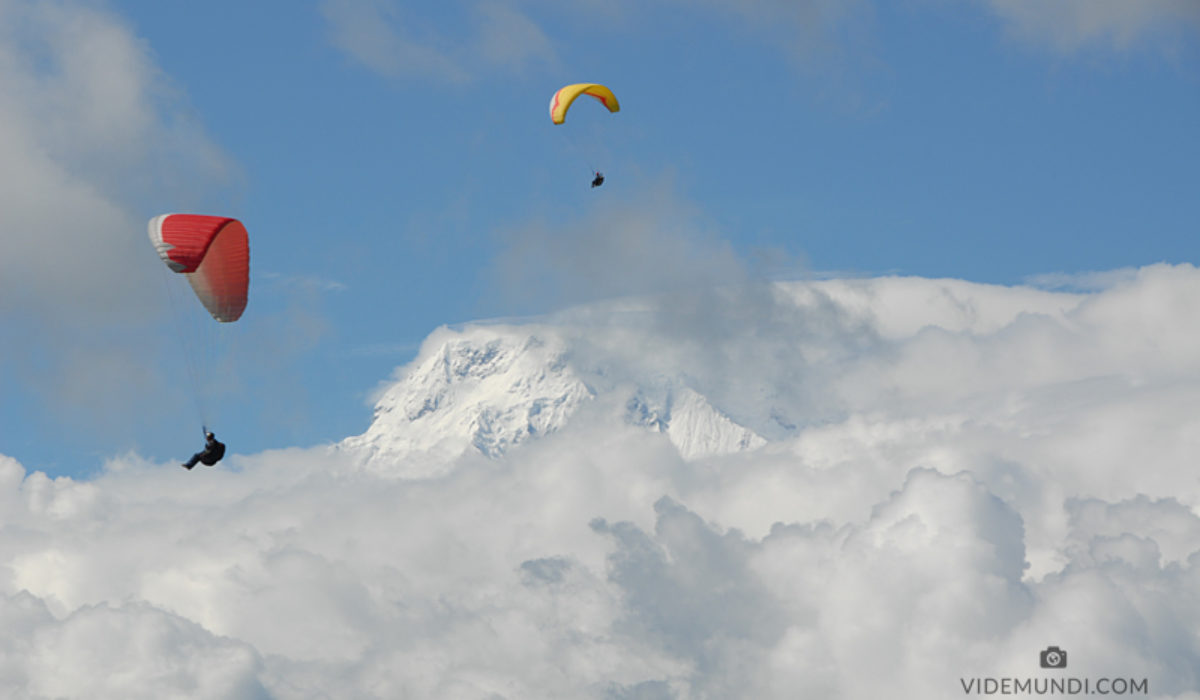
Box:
1, 0, 1197, 477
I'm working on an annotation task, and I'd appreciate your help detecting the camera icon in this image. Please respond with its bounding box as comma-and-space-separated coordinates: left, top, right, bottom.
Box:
1040, 646, 1068, 669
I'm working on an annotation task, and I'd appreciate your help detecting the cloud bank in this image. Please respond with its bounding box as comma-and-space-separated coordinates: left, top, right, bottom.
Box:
4, 265, 1200, 697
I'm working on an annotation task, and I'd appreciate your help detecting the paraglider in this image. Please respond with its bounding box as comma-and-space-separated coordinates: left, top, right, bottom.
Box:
149, 213, 249, 468
183, 430, 225, 470
550, 83, 619, 187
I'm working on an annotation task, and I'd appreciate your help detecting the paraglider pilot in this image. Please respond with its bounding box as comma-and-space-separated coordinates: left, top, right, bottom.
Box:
183, 430, 226, 470
591, 171, 605, 188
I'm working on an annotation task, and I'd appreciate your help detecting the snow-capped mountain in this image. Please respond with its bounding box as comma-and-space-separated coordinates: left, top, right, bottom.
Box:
623, 385, 766, 460
343, 326, 594, 465
341, 319, 767, 473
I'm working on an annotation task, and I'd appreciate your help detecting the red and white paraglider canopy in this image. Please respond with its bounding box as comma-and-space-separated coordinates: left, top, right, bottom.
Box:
148, 213, 250, 322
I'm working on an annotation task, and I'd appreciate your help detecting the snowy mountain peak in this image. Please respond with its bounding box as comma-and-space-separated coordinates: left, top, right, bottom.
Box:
343, 326, 593, 466
625, 386, 766, 460
341, 322, 766, 472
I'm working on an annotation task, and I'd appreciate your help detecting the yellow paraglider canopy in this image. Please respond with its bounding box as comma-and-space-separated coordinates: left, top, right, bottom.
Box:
549, 83, 620, 125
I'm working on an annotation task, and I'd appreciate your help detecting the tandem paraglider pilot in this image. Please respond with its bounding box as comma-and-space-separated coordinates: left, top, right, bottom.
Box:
183, 431, 226, 470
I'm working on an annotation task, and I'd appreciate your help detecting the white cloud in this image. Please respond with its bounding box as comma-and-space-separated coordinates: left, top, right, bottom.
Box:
0, 0, 232, 319
665, 0, 869, 50
319, 0, 557, 83
1025, 268, 1141, 292
5, 597, 268, 700
5, 265, 1200, 696
490, 177, 744, 312
474, 1, 559, 73
980, 0, 1200, 52
319, 0, 471, 83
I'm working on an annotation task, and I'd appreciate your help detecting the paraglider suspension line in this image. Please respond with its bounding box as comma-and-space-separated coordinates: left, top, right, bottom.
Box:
157, 265, 210, 428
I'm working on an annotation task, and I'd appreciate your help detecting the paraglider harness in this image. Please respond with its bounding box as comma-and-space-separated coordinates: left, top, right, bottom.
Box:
591, 171, 605, 188
183, 427, 226, 470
